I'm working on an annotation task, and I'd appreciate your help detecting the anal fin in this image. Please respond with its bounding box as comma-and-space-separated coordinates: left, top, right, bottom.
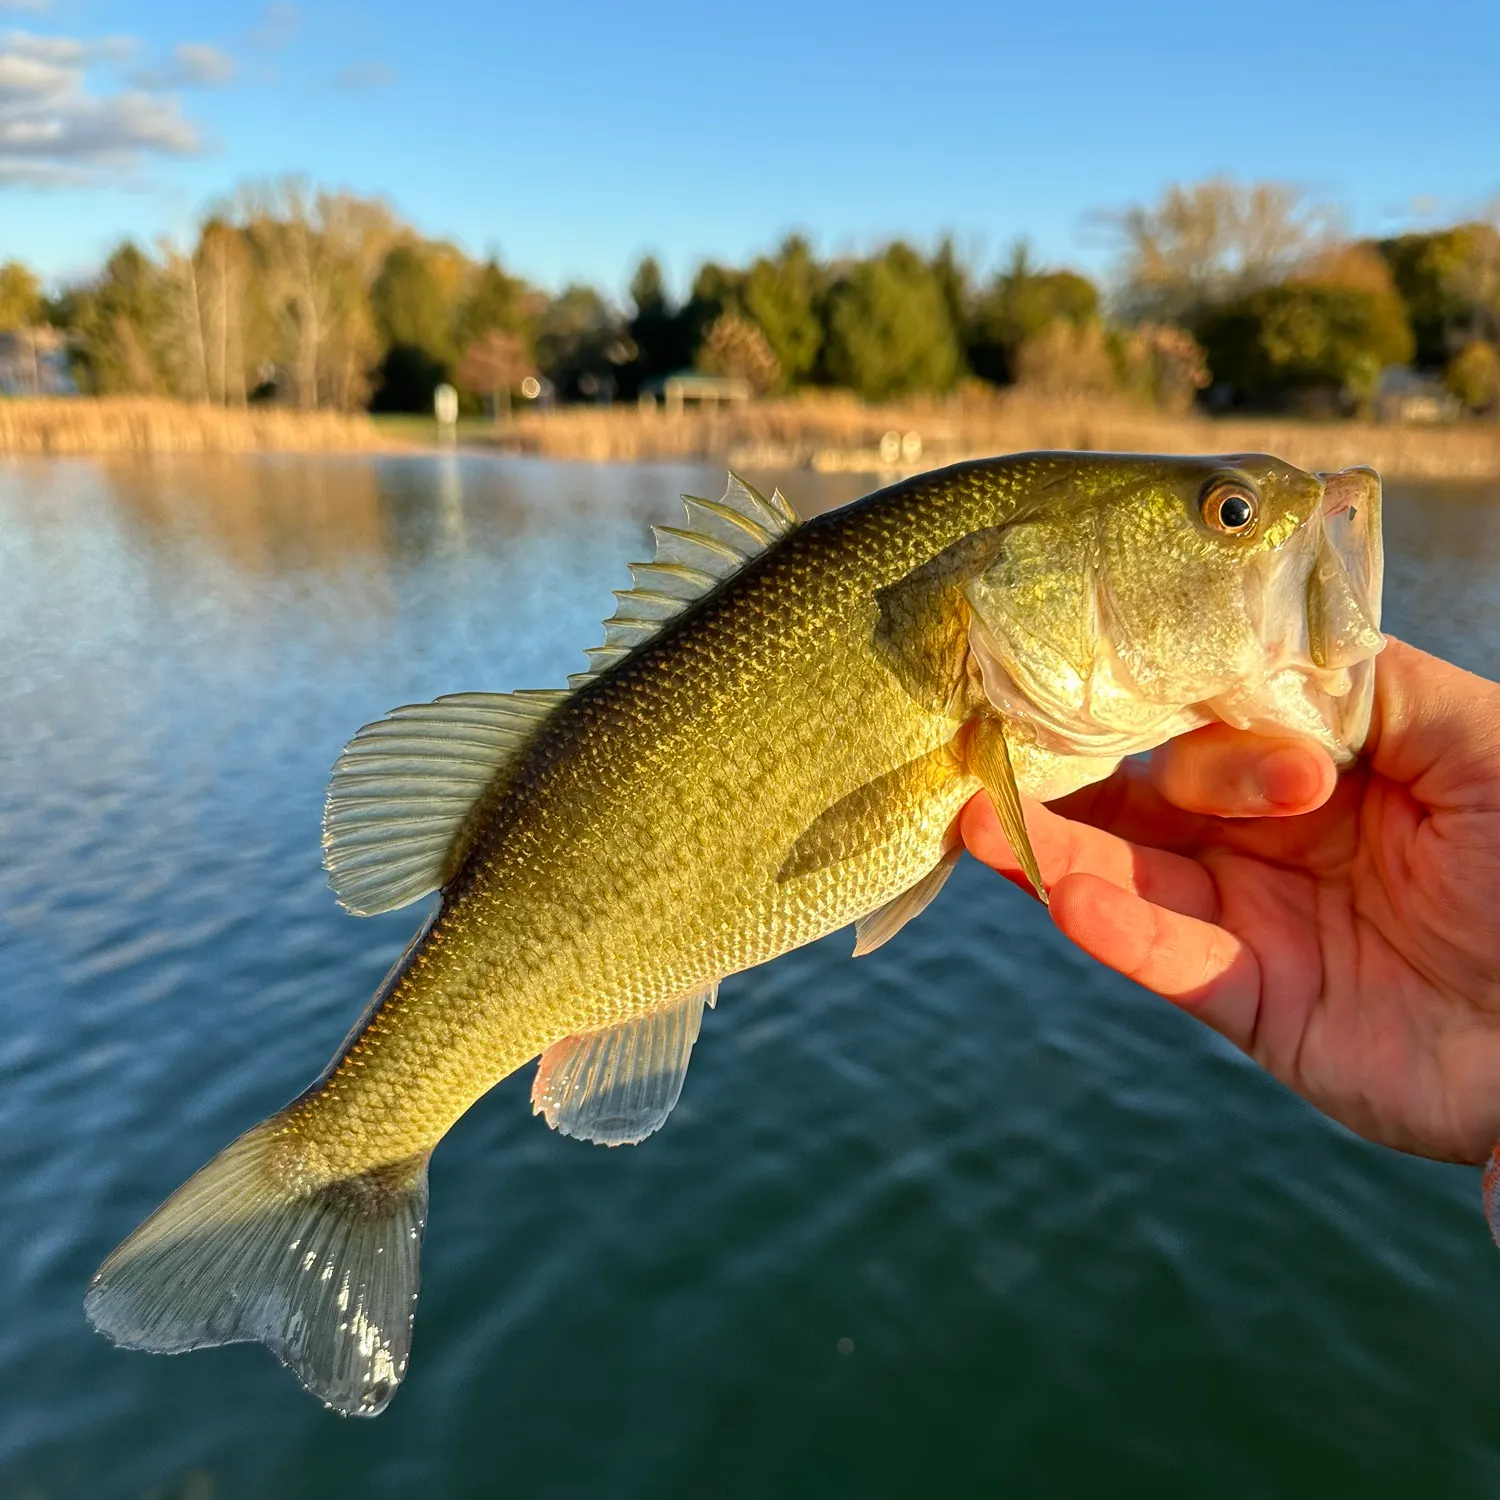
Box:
853, 846, 961, 957
531, 982, 718, 1147
966, 716, 1049, 904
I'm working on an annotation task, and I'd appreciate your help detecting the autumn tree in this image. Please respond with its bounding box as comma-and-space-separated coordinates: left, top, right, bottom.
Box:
696, 313, 779, 393
0, 262, 42, 332
1114, 324, 1211, 413
1012, 319, 1118, 398
193, 219, 257, 405
456, 329, 535, 416
1447, 340, 1500, 413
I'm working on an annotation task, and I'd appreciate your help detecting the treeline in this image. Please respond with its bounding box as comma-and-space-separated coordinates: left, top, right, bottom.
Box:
2, 177, 1498, 417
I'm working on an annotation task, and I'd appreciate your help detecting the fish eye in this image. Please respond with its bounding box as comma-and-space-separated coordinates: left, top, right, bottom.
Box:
1200, 479, 1259, 536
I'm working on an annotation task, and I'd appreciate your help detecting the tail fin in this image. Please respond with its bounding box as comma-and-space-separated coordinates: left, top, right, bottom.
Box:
85, 1117, 429, 1417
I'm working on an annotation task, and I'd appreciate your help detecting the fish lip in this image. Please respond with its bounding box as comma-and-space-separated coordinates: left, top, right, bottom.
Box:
1321, 466, 1374, 521
1314, 465, 1385, 756
1316, 466, 1383, 633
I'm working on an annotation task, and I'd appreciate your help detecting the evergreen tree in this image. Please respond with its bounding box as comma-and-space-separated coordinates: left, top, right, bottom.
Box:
742, 235, 823, 389
534, 284, 626, 401
821, 242, 962, 401
370, 244, 456, 411
967, 243, 1100, 386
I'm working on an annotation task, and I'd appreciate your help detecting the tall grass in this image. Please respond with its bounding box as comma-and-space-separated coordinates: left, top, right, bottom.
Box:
0, 397, 400, 456
7, 392, 1500, 480
498, 389, 1500, 481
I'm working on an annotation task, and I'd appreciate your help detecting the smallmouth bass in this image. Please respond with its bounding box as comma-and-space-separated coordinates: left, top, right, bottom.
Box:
87, 453, 1384, 1413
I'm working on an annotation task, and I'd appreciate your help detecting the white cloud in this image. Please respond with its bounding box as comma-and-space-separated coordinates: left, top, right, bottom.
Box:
133, 41, 236, 89
251, 1, 299, 52
1, 30, 132, 64
172, 42, 234, 85
334, 59, 393, 91
0, 30, 200, 185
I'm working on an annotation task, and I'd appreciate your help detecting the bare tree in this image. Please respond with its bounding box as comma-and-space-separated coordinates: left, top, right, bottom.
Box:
194, 220, 251, 406
1109, 177, 1340, 325
1448, 203, 1500, 346
697, 313, 780, 394
159, 238, 211, 402
233, 180, 398, 410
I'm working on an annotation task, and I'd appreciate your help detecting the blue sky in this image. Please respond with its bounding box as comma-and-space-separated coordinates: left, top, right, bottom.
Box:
2, 0, 1498, 300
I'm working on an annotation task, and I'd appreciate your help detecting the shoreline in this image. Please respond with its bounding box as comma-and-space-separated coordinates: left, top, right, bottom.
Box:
488, 392, 1500, 483
0, 397, 407, 457
4, 393, 1500, 482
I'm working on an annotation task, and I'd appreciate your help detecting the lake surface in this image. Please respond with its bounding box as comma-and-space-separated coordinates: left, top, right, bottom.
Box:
3, 452, 1500, 1500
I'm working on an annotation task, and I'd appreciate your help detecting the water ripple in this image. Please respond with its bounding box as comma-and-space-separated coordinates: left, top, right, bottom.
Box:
2, 458, 1500, 1498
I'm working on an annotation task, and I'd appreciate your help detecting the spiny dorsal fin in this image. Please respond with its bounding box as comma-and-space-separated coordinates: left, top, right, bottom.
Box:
323, 689, 568, 916
531, 981, 719, 1146
569, 472, 798, 688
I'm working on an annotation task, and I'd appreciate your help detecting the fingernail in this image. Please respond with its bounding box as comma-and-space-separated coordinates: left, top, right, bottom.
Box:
1256, 746, 1321, 808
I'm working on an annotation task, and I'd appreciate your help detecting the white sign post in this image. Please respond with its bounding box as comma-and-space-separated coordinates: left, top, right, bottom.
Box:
434, 382, 459, 434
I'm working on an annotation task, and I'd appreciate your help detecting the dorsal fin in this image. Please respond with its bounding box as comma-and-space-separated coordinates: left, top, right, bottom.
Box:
323, 689, 568, 916
569, 472, 798, 688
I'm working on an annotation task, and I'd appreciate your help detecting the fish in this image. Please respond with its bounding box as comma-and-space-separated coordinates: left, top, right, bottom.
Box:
85, 452, 1385, 1415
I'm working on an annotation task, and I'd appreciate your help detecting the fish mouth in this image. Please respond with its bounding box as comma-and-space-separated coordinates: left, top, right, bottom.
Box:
1311, 466, 1384, 755
1208, 465, 1385, 763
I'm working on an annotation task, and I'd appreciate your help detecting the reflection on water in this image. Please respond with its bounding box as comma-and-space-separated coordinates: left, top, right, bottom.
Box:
1382, 480, 1500, 677
2, 453, 1500, 1500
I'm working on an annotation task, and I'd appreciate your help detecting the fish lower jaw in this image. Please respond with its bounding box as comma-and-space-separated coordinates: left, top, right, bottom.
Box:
1204, 651, 1380, 765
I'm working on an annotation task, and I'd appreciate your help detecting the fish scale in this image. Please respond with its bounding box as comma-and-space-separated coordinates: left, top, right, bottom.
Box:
300, 476, 1002, 1170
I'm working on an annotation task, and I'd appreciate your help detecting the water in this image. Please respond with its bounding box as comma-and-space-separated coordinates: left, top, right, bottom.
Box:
3, 453, 1500, 1500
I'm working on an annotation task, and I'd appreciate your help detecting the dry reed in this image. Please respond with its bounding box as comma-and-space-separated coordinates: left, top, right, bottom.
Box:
7, 392, 1500, 481
498, 389, 1500, 482
0, 397, 402, 456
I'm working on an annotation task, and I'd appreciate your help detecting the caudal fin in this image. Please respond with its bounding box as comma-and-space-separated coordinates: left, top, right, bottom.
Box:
85, 1117, 429, 1416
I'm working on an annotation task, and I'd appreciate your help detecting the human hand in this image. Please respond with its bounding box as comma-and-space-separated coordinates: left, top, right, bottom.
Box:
960, 637, 1500, 1183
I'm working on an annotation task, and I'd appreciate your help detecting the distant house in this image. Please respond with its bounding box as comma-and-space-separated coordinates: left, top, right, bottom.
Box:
0, 328, 76, 398
638, 370, 750, 414
1376, 367, 1458, 424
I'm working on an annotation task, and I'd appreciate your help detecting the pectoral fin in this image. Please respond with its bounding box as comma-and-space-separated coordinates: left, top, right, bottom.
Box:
531, 982, 718, 1147
852, 846, 962, 957
965, 717, 1048, 904
779, 746, 961, 882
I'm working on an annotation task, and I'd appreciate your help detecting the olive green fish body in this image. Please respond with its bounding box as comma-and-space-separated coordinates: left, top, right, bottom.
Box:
296, 469, 1014, 1169
86, 453, 1386, 1416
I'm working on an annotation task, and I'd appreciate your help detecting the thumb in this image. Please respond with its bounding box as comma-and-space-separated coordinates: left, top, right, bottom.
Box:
1150, 723, 1336, 819
1366, 637, 1500, 811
